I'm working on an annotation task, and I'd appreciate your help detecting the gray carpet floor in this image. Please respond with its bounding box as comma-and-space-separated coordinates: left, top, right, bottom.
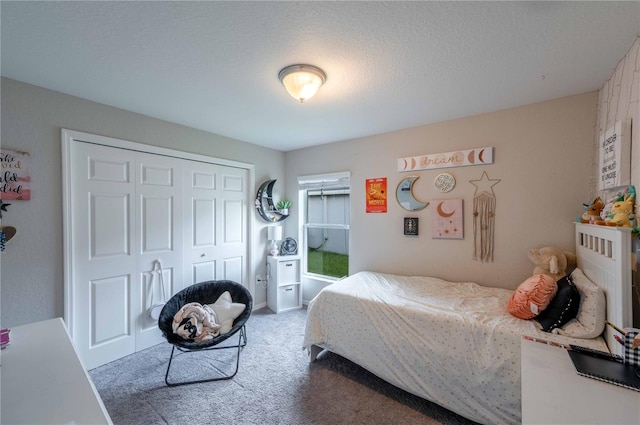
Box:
90, 307, 478, 425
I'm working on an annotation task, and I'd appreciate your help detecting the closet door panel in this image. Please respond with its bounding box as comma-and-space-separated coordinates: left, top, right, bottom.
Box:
224, 200, 243, 243
90, 193, 130, 257
69, 142, 137, 370
135, 154, 182, 352
183, 163, 248, 286
91, 275, 130, 345
192, 198, 216, 247
192, 260, 216, 283
141, 196, 174, 253
223, 257, 243, 284
218, 170, 247, 283
184, 163, 218, 285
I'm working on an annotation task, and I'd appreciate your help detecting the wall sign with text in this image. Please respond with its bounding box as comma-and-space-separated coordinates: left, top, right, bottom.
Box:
366, 177, 387, 213
599, 119, 631, 190
398, 147, 493, 172
0, 149, 31, 200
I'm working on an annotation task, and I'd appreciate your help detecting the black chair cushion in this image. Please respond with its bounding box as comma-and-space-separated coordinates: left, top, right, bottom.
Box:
158, 280, 253, 350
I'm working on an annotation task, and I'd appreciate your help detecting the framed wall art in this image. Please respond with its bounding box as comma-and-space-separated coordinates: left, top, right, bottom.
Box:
598, 118, 631, 190
366, 177, 387, 213
431, 199, 463, 239
0, 149, 31, 200
404, 217, 418, 236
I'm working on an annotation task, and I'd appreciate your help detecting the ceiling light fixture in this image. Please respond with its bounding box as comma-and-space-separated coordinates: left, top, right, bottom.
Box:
278, 64, 326, 103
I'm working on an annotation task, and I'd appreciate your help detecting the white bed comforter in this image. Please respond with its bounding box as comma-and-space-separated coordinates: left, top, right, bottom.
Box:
303, 271, 607, 425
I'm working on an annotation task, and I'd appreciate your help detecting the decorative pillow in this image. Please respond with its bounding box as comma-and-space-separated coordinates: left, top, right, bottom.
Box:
508, 274, 557, 320
556, 268, 606, 338
208, 291, 246, 334
534, 275, 580, 332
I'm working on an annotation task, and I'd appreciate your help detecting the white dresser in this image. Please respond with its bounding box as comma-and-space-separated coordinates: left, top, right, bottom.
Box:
267, 255, 302, 313
1, 318, 112, 424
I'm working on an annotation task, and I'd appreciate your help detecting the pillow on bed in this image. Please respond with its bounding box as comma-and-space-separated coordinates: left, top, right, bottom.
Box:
556, 268, 606, 339
508, 274, 557, 320
534, 275, 580, 332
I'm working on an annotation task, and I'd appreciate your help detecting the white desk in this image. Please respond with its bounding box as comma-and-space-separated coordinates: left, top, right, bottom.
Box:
521, 338, 640, 425
1, 318, 112, 425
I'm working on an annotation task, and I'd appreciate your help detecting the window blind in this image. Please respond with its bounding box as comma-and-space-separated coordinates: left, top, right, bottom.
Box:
297, 171, 350, 191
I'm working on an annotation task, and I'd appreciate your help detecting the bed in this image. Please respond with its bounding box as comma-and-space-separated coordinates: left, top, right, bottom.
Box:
303, 224, 634, 424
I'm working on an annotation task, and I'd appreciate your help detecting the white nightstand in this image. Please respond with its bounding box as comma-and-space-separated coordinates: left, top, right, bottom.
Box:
521, 337, 640, 424
267, 255, 302, 314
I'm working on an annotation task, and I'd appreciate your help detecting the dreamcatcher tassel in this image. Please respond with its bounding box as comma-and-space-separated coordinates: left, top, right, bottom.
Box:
470, 171, 500, 262
473, 192, 496, 262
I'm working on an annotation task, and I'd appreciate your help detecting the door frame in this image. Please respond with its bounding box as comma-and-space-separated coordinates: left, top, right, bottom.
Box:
61, 128, 255, 338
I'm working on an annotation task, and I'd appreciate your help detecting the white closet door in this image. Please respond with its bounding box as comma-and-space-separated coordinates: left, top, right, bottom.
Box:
135, 154, 183, 352
69, 142, 138, 369
65, 132, 251, 369
183, 162, 248, 286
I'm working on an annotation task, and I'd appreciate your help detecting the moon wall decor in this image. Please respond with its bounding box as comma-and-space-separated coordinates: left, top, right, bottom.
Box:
255, 179, 289, 222
436, 201, 455, 217
431, 198, 463, 239
396, 175, 429, 211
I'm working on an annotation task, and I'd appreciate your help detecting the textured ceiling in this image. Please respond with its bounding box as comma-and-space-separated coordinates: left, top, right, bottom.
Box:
2, 2, 639, 151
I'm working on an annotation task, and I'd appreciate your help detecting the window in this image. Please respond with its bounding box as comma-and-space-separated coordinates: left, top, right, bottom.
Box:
298, 172, 350, 279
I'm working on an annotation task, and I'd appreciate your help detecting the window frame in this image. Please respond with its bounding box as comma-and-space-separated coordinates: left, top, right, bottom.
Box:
298, 172, 350, 281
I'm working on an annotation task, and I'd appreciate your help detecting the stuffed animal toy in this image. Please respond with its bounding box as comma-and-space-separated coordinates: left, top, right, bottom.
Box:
580, 197, 604, 224
596, 186, 637, 227
527, 247, 577, 282
605, 193, 635, 227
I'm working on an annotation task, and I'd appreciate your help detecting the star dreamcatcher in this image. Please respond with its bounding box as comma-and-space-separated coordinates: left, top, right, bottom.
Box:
469, 172, 500, 262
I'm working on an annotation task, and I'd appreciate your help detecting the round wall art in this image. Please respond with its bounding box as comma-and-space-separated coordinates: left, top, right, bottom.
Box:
434, 173, 456, 193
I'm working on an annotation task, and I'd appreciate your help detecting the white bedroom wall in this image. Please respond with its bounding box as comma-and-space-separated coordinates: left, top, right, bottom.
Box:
595, 36, 640, 327
0, 77, 284, 328
286, 92, 598, 300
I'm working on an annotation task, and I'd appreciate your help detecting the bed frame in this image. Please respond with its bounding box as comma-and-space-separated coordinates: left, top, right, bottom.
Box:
574, 223, 633, 356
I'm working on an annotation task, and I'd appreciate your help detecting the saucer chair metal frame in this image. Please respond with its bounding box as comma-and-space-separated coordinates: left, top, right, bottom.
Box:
158, 280, 253, 387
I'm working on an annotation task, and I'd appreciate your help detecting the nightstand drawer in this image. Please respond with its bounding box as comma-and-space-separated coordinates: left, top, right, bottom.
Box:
267, 255, 302, 314
278, 260, 299, 283
278, 284, 300, 310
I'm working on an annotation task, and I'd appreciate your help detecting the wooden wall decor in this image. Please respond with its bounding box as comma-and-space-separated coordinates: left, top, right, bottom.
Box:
398, 147, 493, 172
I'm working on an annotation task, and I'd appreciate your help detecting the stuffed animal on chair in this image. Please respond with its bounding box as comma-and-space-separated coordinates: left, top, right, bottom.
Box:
527, 247, 577, 282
